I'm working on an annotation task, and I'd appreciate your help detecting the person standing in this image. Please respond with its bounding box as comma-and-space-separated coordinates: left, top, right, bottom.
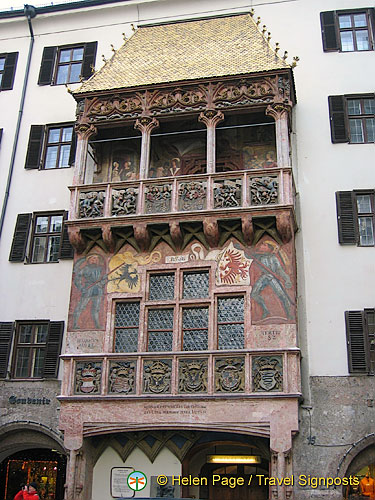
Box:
13, 483, 25, 500
23, 483, 40, 500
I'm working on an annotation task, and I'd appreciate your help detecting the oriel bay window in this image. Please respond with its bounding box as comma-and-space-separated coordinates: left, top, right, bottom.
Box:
113, 268, 246, 352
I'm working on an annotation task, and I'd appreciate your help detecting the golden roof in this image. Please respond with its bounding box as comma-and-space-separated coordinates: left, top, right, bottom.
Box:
75, 13, 290, 94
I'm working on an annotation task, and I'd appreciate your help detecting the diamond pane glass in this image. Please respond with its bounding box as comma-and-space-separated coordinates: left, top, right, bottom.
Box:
218, 324, 244, 349
115, 302, 140, 352
183, 271, 209, 299
148, 331, 173, 352
148, 308, 173, 330
218, 297, 244, 322
115, 328, 139, 352
183, 308, 208, 351
149, 273, 175, 301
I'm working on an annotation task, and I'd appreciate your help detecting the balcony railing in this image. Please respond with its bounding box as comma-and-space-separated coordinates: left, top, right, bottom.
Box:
60, 348, 300, 398
69, 168, 294, 221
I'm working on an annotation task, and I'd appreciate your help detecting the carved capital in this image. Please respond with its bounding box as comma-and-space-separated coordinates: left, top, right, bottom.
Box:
102, 225, 115, 253
134, 223, 150, 252
276, 213, 293, 243
198, 109, 224, 128
67, 226, 86, 254
169, 221, 183, 250
241, 215, 254, 245
74, 123, 97, 141
134, 116, 159, 134
266, 103, 291, 121
203, 217, 219, 248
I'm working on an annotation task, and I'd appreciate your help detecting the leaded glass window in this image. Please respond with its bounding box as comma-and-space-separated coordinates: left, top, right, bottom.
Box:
147, 308, 173, 351
183, 307, 208, 351
115, 302, 140, 352
183, 270, 209, 299
149, 273, 175, 301
217, 296, 244, 349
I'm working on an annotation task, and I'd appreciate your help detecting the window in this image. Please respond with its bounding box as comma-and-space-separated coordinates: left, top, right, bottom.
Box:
9, 212, 73, 263
328, 95, 375, 144
113, 268, 245, 352
25, 124, 76, 170
321, 9, 374, 52
0, 321, 64, 379
336, 191, 375, 246
38, 42, 97, 86
346, 310, 375, 374
0, 52, 18, 90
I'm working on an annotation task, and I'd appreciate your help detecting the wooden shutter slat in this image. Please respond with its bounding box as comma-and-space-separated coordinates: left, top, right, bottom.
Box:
68, 127, 77, 166
81, 42, 97, 79
0, 322, 14, 378
25, 125, 44, 169
329, 95, 348, 143
1, 52, 18, 90
43, 321, 64, 378
59, 211, 74, 259
345, 311, 369, 373
38, 46, 57, 85
9, 213, 32, 262
320, 11, 339, 52
336, 191, 357, 245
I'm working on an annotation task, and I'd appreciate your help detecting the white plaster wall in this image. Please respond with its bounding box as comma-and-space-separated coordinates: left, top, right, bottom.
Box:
92, 445, 181, 500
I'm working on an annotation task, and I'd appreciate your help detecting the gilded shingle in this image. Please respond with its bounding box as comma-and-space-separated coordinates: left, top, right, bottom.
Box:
75, 14, 290, 94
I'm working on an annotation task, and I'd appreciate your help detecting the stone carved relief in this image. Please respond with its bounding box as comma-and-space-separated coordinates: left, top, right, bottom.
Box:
147, 86, 208, 115
75, 361, 102, 394
250, 176, 278, 205
112, 188, 138, 216
213, 78, 276, 108
214, 180, 242, 208
178, 182, 206, 211
252, 356, 283, 392
86, 95, 143, 121
143, 359, 172, 394
145, 184, 172, 213
178, 359, 208, 393
215, 357, 245, 392
109, 360, 136, 394
79, 191, 105, 218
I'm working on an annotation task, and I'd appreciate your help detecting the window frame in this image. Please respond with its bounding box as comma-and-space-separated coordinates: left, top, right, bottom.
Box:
42, 124, 75, 170
337, 10, 373, 52
346, 97, 375, 144
12, 322, 49, 379
54, 45, 85, 85
336, 190, 375, 247
355, 190, 375, 246
329, 94, 375, 144
0, 52, 18, 90
29, 211, 65, 264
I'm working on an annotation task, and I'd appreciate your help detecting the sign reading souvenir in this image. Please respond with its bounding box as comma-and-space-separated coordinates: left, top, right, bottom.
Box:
110, 467, 134, 498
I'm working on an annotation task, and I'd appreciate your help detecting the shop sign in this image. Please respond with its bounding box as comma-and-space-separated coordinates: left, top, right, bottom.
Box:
8, 395, 51, 405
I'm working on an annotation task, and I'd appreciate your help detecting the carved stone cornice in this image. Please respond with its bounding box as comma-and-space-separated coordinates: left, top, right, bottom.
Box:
265, 103, 292, 121
276, 212, 293, 243
198, 110, 224, 128
102, 226, 115, 253
169, 221, 183, 250
241, 215, 254, 245
134, 116, 159, 134
133, 223, 150, 252
203, 217, 219, 247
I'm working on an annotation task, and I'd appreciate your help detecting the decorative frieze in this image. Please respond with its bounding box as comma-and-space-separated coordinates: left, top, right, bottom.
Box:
75, 361, 102, 394
145, 184, 172, 213
178, 181, 206, 211
109, 360, 137, 394
79, 191, 105, 218
250, 176, 278, 205
178, 359, 208, 393
143, 359, 172, 394
214, 179, 242, 208
112, 188, 138, 216
215, 357, 245, 393
86, 95, 143, 121
252, 356, 283, 392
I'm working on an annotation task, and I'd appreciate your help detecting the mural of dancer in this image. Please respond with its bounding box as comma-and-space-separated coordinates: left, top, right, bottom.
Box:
249, 240, 294, 321
72, 254, 106, 330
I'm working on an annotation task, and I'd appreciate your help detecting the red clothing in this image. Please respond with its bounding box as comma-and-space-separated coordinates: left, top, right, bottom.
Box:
22, 491, 39, 500
13, 491, 23, 500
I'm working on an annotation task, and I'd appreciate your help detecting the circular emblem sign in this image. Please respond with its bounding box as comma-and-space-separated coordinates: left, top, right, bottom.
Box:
127, 471, 147, 491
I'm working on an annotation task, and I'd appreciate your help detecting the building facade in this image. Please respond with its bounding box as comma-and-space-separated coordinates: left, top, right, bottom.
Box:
0, 1, 373, 500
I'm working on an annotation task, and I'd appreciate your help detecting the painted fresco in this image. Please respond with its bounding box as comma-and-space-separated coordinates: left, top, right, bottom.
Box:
92, 140, 140, 184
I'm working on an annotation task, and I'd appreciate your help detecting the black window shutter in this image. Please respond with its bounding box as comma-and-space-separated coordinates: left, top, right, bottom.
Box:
328, 96, 348, 143
345, 311, 369, 374
68, 127, 77, 166
0, 322, 14, 378
1, 52, 18, 90
0, 128, 3, 145
81, 42, 97, 79
336, 191, 358, 245
59, 211, 74, 259
9, 213, 32, 262
43, 321, 64, 378
38, 46, 57, 85
320, 11, 339, 52
25, 125, 44, 169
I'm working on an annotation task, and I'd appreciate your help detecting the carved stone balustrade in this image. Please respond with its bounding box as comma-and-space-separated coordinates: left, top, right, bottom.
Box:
60, 349, 301, 398
69, 167, 294, 221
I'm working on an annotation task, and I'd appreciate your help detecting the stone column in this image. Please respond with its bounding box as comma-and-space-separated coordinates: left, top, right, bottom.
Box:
135, 116, 160, 179
199, 110, 224, 174
73, 123, 98, 185
266, 104, 291, 168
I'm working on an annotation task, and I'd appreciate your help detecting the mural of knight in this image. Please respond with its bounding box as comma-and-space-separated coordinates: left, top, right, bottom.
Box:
59, 13, 299, 500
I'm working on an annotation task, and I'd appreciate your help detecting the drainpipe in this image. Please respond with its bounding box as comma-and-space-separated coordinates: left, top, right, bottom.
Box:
0, 4, 36, 238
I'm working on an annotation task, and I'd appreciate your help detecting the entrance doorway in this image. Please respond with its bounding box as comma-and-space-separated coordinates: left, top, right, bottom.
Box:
205, 465, 268, 500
